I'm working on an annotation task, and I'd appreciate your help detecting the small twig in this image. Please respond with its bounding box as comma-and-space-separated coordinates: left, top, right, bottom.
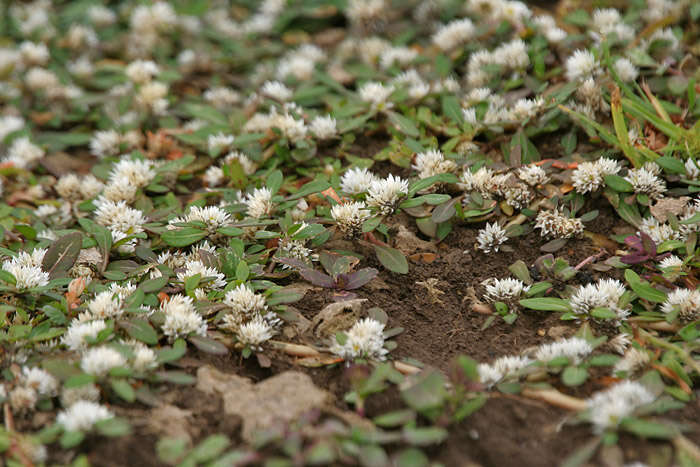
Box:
674, 435, 700, 463
4, 402, 14, 431
268, 340, 320, 357
574, 250, 606, 271
521, 387, 587, 411
394, 361, 422, 375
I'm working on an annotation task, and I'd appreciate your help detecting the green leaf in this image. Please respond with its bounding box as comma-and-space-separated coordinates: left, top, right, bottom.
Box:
441, 95, 464, 125
60, 430, 85, 448
431, 198, 457, 223
119, 319, 158, 345
604, 174, 634, 192
562, 366, 588, 386
161, 227, 207, 247
266, 169, 284, 194
187, 434, 230, 463
619, 417, 676, 439
288, 179, 331, 201
402, 426, 448, 446
624, 269, 667, 303
157, 338, 187, 363
188, 335, 228, 355
41, 232, 83, 279
374, 245, 408, 274
372, 409, 416, 428
590, 307, 618, 319
655, 156, 686, 174
518, 297, 572, 312
0, 269, 16, 285
95, 417, 132, 437
110, 379, 135, 402
401, 370, 447, 414
155, 371, 196, 385
561, 437, 601, 467
394, 448, 429, 467
388, 111, 420, 137
139, 276, 168, 293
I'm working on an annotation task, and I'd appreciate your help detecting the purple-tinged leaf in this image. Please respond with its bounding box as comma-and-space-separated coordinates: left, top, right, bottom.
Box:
640, 231, 657, 255
620, 254, 647, 265
299, 268, 336, 288
341, 268, 379, 290
277, 256, 313, 270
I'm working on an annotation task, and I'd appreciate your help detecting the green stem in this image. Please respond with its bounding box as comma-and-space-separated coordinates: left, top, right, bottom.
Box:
640, 329, 700, 375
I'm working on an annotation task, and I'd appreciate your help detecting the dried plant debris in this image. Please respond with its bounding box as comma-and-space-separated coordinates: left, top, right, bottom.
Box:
0, 0, 700, 465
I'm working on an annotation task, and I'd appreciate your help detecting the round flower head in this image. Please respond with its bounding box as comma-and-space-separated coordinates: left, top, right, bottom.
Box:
340, 167, 377, 195
330, 317, 387, 361
331, 201, 371, 238
476, 222, 508, 253
565, 49, 598, 82
358, 82, 394, 109
57, 401, 114, 432
478, 355, 533, 387
586, 381, 654, 433
310, 115, 337, 139
534, 337, 593, 364
236, 316, 275, 350
224, 284, 268, 319
81, 346, 127, 377
482, 278, 529, 302
244, 187, 274, 218
660, 288, 700, 323
366, 174, 408, 215
161, 294, 207, 338
534, 209, 584, 239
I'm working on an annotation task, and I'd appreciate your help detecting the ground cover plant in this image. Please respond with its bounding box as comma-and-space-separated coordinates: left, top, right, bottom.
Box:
1, 0, 700, 465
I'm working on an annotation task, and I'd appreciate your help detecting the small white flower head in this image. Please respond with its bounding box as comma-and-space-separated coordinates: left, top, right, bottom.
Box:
685, 159, 700, 179
565, 49, 598, 82
330, 317, 387, 361
459, 167, 494, 195
534, 337, 593, 364
261, 80, 292, 101
222, 151, 257, 176
366, 174, 409, 215
85, 290, 124, 320
612, 347, 650, 376
9, 386, 37, 412
135, 81, 169, 115
176, 205, 231, 231
2, 249, 49, 290
236, 316, 275, 350
659, 255, 683, 271
62, 320, 107, 351
476, 222, 508, 253
493, 39, 530, 70
508, 97, 544, 121
276, 239, 312, 268
462, 108, 478, 125
19, 41, 49, 66
608, 333, 632, 355
88, 5, 117, 26
478, 355, 533, 387
412, 149, 456, 180
432, 18, 475, 51
224, 284, 268, 319
177, 259, 226, 292
614, 58, 639, 82
517, 165, 549, 186
340, 167, 377, 195
57, 401, 114, 432
624, 167, 667, 199
572, 163, 600, 193
482, 278, 529, 302
0, 115, 25, 141
660, 288, 700, 323
90, 130, 122, 159
310, 115, 338, 140
204, 166, 225, 187
331, 201, 372, 238
586, 380, 655, 433
81, 346, 128, 377
358, 82, 394, 109
125, 60, 160, 84
534, 209, 584, 239
638, 217, 675, 244
244, 187, 274, 218
129, 341, 158, 372
207, 133, 235, 152
161, 294, 207, 338
22, 367, 58, 397
379, 46, 418, 69
2, 137, 45, 169
93, 199, 147, 235
203, 86, 241, 108
570, 278, 628, 321
109, 158, 155, 188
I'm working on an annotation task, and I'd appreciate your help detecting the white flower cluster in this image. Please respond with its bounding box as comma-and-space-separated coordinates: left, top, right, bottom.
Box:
612, 347, 649, 376
8, 366, 58, 412
358, 81, 394, 110
62, 319, 107, 351
624, 165, 667, 199
412, 149, 456, 180
466, 39, 531, 87
203, 151, 258, 187
309, 115, 338, 140
532, 15, 567, 44
533, 337, 593, 364
56, 174, 104, 200
331, 201, 372, 238
81, 346, 127, 377
330, 317, 388, 361
571, 157, 621, 194
244, 108, 308, 142
220, 284, 278, 350
244, 187, 274, 218
565, 49, 599, 82
366, 174, 409, 215
476, 222, 508, 253
57, 400, 114, 432
277, 44, 326, 81
93, 198, 147, 252
459, 166, 534, 209
569, 278, 629, 323
169, 205, 231, 232
341, 167, 378, 194
161, 294, 207, 339
585, 380, 655, 433
660, 288, 700, 323
1, 248, 49, 289
482, 277, 529, 302
517, 165, 549, 186
432, 18, 475, 51
0, 137, 45, 169
478, 355, 532, 387
534, 209, 584, 239
176, 259, 226, 299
